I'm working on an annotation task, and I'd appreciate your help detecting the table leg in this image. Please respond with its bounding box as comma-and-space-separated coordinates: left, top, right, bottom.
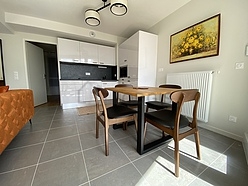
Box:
112, 91, 117, 105
112, 91, 120, 129
137, 96, 145, 155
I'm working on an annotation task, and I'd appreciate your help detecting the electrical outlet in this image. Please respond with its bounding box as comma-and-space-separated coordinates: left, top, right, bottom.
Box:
158, 68, 164, 72
229, 115, 237, 122
235, 62, 244, 69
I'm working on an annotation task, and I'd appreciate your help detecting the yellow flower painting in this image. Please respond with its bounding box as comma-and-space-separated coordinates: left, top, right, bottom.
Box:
170, 14, 220, 63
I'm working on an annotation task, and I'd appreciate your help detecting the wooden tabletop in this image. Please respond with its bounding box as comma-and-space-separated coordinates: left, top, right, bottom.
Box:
106, 87, 178, 97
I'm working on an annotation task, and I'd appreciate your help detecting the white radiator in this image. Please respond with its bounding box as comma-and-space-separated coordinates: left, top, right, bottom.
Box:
166, 71, 213, 122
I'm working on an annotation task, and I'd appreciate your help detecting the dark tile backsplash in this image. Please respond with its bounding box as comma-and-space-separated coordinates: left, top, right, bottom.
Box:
60, 62, 117, 80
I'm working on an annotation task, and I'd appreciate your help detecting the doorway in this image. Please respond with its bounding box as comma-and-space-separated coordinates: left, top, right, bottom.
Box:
28, 42, 60, 105
0, 40, 6, 86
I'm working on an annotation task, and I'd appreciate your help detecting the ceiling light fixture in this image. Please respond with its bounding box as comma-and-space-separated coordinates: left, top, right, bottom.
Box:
85, 0, 128, 26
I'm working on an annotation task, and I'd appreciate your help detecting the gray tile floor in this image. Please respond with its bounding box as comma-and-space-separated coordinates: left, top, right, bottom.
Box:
0, 104, 248, 186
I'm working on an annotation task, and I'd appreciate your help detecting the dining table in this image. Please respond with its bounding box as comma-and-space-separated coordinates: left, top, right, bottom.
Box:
105, 86, 178, 155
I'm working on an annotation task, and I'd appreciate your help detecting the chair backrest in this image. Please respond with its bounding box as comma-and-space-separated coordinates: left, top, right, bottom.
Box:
159, 84, 182, 102
170, 89, 200, 129
115, 84, 133, 100
115, 84, 133, 88
92, 87, 109, 119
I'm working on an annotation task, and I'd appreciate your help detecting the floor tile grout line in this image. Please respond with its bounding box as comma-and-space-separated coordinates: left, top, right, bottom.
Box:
202, 140, 236, 169
187, 140, 237, 184
89, 162, 134, 183
30, 106, 58, 186
5, 142, 45, 152
35, 151, 82, 165
111, 132, 144, 177
0, 164, 36, 175
160, 142, 207, 179
111, 131, 171, 178
18, 128, 49, 136
12, 128, 49, 136
75, 116, 91, 186
44, 133, 79, 143
81, 128, 143, 183
7, 131, 86, 153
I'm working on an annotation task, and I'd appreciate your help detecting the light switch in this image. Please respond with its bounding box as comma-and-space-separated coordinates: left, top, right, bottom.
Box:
14, 71, 19, 80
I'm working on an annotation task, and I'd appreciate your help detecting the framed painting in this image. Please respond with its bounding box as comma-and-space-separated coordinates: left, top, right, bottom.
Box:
170, 14, 220, 63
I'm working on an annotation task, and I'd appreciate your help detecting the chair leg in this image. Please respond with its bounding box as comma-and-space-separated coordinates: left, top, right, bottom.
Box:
122, 122, 127, 130
96, 119, 99, 139
174, 139, 179, 177
134, 114, 137, 132
105, 125, 109, 156
146, 105, 149, 112
194, 131, 201, 160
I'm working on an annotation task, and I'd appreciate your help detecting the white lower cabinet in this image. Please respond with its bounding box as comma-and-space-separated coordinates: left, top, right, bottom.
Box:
60, 80, 117, 109
102, 81, 118, 99
83, 81, 102, 102
60, 81, 84, 105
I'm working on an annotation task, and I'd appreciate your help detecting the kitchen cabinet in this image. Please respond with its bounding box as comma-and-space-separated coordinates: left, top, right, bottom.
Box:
60, 80, 84, 105
58, 38, 116, 65
80, 42, 115, 65
118, 31, 157, 101
57, 38, 80, 63
119, 48, 138, 78
80, 42, 98, 64
59, 80, 117, 109
98, 45, 115, 66
118, 31, 157, 87
82, 81, 102, 101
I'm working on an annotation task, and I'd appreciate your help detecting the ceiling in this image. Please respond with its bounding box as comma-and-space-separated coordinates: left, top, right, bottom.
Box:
0, 0, 191, 39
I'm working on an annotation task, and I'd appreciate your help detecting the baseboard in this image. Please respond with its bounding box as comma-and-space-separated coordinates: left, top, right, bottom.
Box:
198, 123, 243, 141
243, 132, 248, 165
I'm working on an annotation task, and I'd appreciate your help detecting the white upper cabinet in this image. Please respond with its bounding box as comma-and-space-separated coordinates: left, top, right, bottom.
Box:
80, 42, 98, 64
58, 38, 80, 63
98, 45, 115, 66
118, 31, 158, 87
58, 38, 116, 66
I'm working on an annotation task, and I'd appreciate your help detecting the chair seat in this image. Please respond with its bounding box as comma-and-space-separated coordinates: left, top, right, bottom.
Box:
146, 101, 172, 110
107, 105, 137, 119
145, 109, 189, 129
119, 100, 139, 107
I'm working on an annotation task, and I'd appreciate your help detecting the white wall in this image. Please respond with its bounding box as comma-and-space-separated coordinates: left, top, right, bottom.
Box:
0, 32, 57, 89
149, 0, 248, 141
0, 30, 121, 89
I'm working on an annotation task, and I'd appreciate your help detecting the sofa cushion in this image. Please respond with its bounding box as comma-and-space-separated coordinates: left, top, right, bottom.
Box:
0, 86, 9, 93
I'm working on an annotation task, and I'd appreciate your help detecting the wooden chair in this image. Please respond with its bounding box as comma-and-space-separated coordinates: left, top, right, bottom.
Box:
146, 84, 181, 112
92, 87, 137, 156
144, 89, 201, 177
115, 84, 138, 108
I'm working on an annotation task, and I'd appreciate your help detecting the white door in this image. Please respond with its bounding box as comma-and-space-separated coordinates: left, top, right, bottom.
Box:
26, 42, 47, 106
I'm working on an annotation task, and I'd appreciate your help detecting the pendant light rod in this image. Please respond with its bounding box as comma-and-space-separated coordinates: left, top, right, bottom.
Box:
96, 2, 110, 12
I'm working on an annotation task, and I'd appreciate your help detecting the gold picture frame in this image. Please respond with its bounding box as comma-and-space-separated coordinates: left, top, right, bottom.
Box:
170, 14, 220, 63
